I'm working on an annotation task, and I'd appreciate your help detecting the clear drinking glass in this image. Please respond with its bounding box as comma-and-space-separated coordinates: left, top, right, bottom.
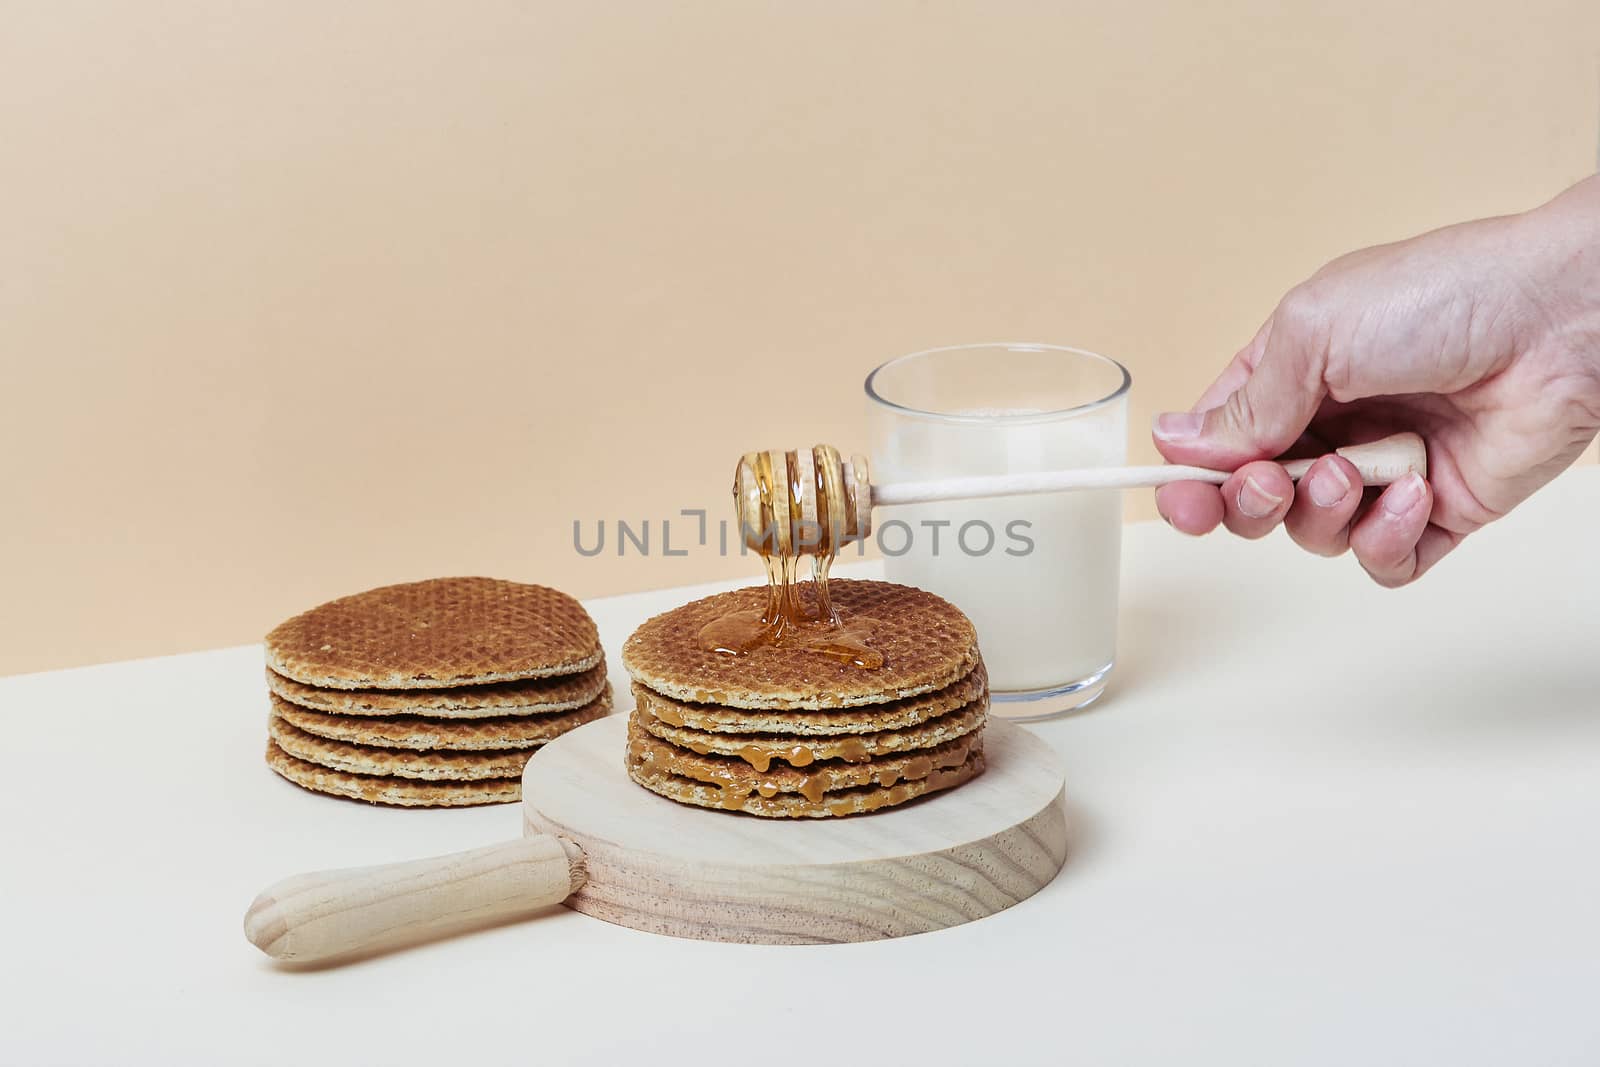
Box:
865, 343, 1131, 719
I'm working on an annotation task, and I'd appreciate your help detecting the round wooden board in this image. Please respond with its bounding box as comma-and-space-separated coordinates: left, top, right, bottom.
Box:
521, 715, 1068, 944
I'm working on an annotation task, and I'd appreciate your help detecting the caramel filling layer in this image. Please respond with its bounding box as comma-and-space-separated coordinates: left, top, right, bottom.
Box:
637, 750, 987, 817
636, 693, 989, 771
626, 712, 982, 809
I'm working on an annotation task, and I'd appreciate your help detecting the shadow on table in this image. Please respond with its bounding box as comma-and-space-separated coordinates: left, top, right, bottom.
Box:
257, 904, 569, 972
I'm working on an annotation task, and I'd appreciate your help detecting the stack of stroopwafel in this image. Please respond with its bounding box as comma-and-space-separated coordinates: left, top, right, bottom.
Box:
621, 579, 987, 817
263, 577, 610, 807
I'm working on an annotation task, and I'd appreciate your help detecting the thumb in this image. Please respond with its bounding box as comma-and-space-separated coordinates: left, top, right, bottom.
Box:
1154, 305, 1328, 468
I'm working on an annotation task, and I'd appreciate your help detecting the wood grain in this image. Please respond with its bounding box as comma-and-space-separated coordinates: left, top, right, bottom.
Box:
245, 716, 1069, 961
244, 835, 585, 962
523, 715, 1068, 944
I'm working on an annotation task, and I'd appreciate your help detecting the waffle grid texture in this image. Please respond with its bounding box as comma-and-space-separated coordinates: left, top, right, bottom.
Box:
621, 580, 979, 710
265, 742, 521, 807
621, 579, 989, 818
635, 686, 986, 764
261, 577, 607, 807
270, 687, 611, 751
265, 663, 608, 717
265, 577, 601, 689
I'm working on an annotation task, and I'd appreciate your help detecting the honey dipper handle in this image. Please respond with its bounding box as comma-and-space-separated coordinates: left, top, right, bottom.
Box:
244, 834, 585, 964
870, 432, 1427, 505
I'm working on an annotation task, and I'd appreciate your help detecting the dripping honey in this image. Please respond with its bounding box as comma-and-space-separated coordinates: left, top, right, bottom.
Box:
628, 724, 974, 810
698, 446, 884, 669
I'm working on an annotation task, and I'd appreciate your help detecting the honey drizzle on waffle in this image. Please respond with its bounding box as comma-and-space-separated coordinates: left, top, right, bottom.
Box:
699, 446, 883, 668
626, 713, 977, 810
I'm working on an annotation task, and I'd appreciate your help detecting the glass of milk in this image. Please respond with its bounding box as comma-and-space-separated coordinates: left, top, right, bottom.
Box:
866, 343, 1130, 719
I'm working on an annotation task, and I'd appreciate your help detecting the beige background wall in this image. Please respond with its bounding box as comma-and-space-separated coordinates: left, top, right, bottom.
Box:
3, 1, 1597, 676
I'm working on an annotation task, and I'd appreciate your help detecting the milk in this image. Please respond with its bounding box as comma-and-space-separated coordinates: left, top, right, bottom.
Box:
871, 406, 1125, 702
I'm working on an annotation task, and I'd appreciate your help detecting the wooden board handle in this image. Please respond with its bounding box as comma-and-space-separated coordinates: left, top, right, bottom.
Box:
244, 834, 586, 964
871, 432, 1428, 505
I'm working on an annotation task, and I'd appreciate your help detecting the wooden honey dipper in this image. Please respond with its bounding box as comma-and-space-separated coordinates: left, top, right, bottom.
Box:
735, 433, 1427, 551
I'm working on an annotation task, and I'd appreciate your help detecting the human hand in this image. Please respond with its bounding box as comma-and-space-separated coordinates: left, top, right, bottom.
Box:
1153, 175, 1600, 586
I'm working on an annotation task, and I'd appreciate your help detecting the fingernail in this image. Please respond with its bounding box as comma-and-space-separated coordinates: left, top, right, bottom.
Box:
1237, 475, 1283, 518
1382, 472, 1426, 516
1307, 460, 1351, 508
1153, 411, 1203, 440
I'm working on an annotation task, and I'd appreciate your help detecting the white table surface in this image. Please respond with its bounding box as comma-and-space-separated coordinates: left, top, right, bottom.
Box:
4, 469, 1598, 1066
